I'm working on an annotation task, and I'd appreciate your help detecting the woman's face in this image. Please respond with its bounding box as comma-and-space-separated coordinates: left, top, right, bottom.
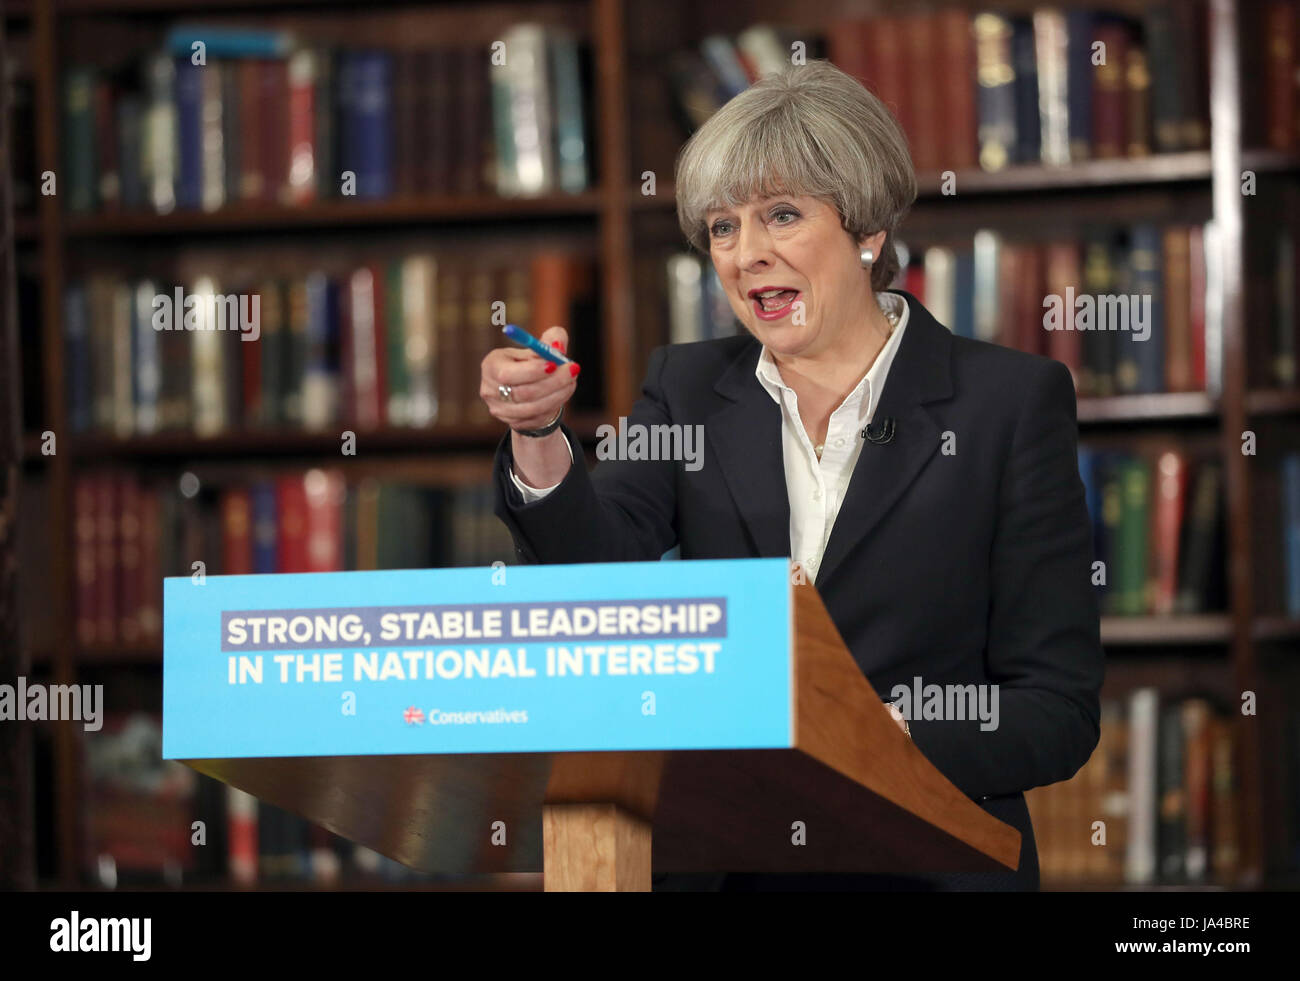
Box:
706, 192, 883, 360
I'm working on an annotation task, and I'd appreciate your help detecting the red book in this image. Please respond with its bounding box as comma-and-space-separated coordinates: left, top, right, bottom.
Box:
863, 18, 911, 151
903, 14, 941, 172
276, 476, 309, 574
1266, 1, 1296, 150
238, 61, 264, 201
226, 787, 258, 886
137, 484, 161, 642
828, 17, 871, 88
94, 475, 118, 647
938, 8, 978, 171
1091, 22, 1129, 158
74, 478, 97, 646
287, 50, 317, 205
118, 475, 142, 644
1188, 224, 1207, 390
996, 242, 1022, 349
1044, 242, 1083, 384
1016, 244, 1045, 357
221, 488, 254, 576
303, 470, 344, 572
1151, 449, 1187, 615
259, 59, 289, 204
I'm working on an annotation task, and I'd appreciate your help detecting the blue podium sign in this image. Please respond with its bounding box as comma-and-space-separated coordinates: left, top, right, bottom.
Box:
162, 558, 793, 759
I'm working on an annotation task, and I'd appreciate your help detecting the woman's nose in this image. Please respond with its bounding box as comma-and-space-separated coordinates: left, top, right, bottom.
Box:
737, 221, 773, 270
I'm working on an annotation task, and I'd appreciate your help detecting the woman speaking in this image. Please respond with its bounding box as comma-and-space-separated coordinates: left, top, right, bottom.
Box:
480, 60, 1103, 890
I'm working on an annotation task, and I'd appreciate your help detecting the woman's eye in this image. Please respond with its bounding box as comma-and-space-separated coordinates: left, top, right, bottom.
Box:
771, 209, 798, 224
710, 221, 734, 237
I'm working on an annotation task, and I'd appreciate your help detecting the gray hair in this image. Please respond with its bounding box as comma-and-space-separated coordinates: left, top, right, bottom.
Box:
674, 60, 916, 291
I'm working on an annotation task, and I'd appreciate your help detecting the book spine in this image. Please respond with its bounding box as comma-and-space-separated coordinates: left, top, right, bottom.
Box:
174, 58, 203, 210
973, 13, 1017, 171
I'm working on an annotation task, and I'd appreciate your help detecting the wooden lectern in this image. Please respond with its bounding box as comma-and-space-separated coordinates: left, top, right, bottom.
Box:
182, 584, 1020, 890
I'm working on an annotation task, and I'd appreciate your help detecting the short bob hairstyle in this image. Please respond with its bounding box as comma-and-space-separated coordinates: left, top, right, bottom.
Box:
675, 60, 917, 292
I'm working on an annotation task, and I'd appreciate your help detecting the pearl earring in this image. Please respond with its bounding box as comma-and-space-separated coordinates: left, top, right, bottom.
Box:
860, 248, 875, 267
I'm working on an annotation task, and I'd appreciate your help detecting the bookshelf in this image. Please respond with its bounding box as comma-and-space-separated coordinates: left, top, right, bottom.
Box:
4, 0, 1296, 890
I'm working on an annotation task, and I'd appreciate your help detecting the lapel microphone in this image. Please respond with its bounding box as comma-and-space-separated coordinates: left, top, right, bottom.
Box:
861, 417, 896, 445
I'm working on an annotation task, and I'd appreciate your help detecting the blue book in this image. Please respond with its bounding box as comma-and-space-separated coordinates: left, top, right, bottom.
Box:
1284, 454, 1300, 617
1128, 224, 1165, 394
64, 283, 91, 433
302, 272, 340, 427
249, 482, 278, 573
1011, 19, 1041, 164
164, 25, 293, 59
548, 30, 588, 194
132, 280, 160, 434
338, 52, 393, 199
1066, 10, 1094, 159
952, 248, 975, 339
173, 58, 203, 209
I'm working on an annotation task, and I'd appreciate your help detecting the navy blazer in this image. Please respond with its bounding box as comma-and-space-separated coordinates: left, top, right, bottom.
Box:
492, 290, 1105, 890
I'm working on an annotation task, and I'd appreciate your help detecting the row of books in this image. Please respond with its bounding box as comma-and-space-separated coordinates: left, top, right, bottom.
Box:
900, 224, 1211, 397
843, 5, 1208, 171
667, 6, 1208, 174
71, 469, 516, 650
1026, 692, 1237, 886
84, 713, 432, 886
63, 249, 598, 437
1077, 449, 1224, 617
60, 22, 588, 215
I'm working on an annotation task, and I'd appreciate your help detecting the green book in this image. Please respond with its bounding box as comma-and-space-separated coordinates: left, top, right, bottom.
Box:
62, 66, 98, 213
1115, 457, 1152, 616
384, 261, 410, 425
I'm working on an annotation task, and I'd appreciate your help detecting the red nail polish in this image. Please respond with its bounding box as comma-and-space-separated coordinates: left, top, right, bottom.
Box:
551, 340, 565, 354
569, 363, 581, 377
545, 362, 557, 374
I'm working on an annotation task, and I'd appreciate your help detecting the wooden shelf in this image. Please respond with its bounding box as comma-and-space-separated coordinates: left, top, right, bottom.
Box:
1252, 617, 1300, 642
68, 415, 605, 460
1245, 388, 1300, 416
1077, 392, 1218, 425
630, 153, 1230, 211
1100, 615, 1233, 646
914, 152, 1216, 199
62, 190, 605, 238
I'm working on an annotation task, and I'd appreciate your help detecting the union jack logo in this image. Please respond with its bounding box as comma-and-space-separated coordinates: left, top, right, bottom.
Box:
403, 706, 425, 725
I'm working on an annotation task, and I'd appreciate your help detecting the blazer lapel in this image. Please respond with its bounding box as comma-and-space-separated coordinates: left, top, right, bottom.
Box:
707, 338, 791, 558
814, 291, 954, 591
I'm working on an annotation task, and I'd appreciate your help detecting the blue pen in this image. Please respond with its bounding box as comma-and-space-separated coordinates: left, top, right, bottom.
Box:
502, 323, 572, 365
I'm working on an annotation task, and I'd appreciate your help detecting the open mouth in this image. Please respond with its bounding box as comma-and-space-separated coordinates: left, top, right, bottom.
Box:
748, 287, 801, 320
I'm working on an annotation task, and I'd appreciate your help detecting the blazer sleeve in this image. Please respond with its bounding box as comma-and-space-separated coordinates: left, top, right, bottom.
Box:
907, 359, 1103, 800
491, 345, 679, 563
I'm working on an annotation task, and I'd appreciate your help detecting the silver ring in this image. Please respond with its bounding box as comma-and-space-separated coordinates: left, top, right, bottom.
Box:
497, 384, 513, 402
